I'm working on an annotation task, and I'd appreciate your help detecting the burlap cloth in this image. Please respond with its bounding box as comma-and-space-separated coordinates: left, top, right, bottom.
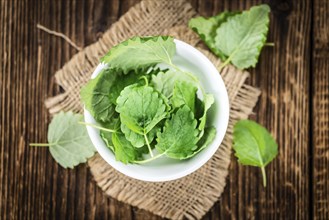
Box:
45, 0, 261, 219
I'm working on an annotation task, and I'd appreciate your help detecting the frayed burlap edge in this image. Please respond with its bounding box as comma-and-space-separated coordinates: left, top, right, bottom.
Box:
44, 1, 261, 219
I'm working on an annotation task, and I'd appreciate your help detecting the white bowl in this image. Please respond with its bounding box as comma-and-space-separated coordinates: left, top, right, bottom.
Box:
84, 39, 229, 182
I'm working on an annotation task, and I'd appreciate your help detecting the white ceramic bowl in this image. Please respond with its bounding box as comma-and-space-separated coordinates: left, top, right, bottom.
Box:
84, 39, 229, 182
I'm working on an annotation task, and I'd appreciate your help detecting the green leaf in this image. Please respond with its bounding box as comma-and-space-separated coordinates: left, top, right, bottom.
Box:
112, 132, 144, 164
121, 123, 159, 148
171, 81, 198, 113
108, 71, 146, 105
189, 11, 238, 60
116, 84, 167, 135
81, 67, 154, 122
156, 105, 199, 159
80, 69, 117, 122
198, 93, 214, 130
135, 144, 150, 156
100, 117, 121, 152
185, 126, 216, 159
100, 131, 114, 152
233, 119, 278, 186
215, 4, 270, 69
30, 111, 96, 169
151, 71, 176, 98
120, 123, 144, 148
101, 36, 176, 74
151, 69, 196, 98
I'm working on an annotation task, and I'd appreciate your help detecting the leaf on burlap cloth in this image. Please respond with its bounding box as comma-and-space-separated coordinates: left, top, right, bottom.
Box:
44, 0, 261, 219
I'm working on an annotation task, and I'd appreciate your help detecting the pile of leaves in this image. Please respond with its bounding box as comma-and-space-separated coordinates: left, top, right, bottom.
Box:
80, 36, 216, 164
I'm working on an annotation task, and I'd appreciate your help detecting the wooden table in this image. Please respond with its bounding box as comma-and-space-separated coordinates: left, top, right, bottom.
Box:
1, 0, 328, 219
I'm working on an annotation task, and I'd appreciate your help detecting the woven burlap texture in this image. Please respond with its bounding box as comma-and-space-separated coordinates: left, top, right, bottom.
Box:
45, 1, 261, 219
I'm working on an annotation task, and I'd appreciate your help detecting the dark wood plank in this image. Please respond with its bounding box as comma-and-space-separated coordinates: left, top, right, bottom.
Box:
250, 1, 311, 218
312, 0, 329, 219
0, 0, 135, 219
196, 0, 312, 219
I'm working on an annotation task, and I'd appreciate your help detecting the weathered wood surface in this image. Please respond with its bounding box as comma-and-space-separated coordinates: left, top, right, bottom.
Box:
0, 0, 327, 219
312, 0, 329, 219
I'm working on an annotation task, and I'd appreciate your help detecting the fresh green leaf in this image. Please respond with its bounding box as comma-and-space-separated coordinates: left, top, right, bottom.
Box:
101, 36, 176, 74
198, 126, 216, 147
101, 131, 114, 152
185, 126, 216, 159
151, 71, 176, 98
30, 111, 96, 169
156, 105, 199, 159
108, 71, 147, 104
171, 81, 198, 112
112, 132, 144, 164
215, 4, 270, 69
101, 124, 149, 163
233, 119, 278, 186
189, 11, 238, 60
116, 84, 167, 135
151, 69, 197, 98
100, 116, 121, 130
100, 117, 121, 152
198, 93, 214, 130
136, 144, 150, 155
81, 67, 154, 122
80, 68, 117, 122
120, 123, 144, 148
121, 123, 159, 148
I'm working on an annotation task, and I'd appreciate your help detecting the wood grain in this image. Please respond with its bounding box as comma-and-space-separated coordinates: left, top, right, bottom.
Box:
196, 1, 312, 219
312, 0, 329, 219
0, 0, 327, 219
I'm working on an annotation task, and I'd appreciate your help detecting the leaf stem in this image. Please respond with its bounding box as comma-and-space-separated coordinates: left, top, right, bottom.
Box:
143, 133, 154, 157
218, 58, 231, 72
29, 143, 56, 147
139, 75, 149, 86
218, 46, 242, 72
265, 42, 275, 47
134, 152, 165, 164
167, 63, 199, 83
79, 121, 116, 133
261, 166, 267, 187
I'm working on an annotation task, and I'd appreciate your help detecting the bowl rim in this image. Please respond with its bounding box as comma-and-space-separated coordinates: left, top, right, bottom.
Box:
84, 39, 230, 182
